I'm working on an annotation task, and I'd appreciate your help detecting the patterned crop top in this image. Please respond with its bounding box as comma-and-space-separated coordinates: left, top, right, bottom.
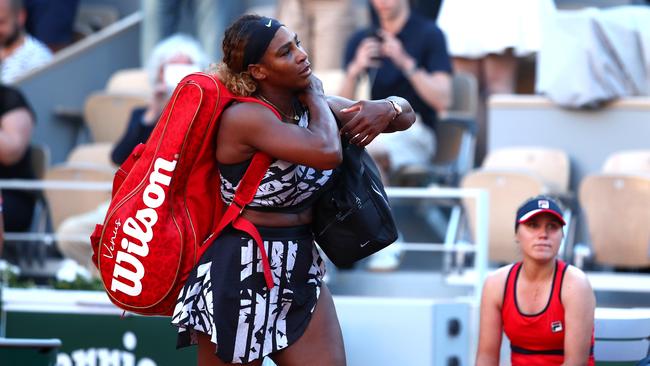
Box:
219, 112, 334, 213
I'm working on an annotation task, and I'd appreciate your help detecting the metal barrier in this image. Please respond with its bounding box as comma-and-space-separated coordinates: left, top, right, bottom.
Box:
386, 186, 489, 302
0, 180, 490, 300
0, 180, 493, 366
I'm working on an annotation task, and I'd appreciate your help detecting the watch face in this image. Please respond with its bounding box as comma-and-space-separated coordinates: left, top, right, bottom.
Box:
390, 100, 402, 114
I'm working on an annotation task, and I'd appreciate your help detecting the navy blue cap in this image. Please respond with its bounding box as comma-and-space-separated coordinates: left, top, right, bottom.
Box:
515, 196, 565, 230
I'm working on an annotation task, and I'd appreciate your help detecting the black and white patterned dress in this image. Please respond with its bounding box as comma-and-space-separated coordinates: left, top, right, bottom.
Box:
171, 113, 333, 363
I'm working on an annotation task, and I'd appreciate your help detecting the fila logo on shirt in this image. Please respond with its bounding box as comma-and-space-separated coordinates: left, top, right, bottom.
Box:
551, 321, 563, 333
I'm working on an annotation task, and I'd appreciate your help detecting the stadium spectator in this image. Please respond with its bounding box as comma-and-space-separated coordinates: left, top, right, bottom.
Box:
0, 0, 52, 84
340, 0, 452, 183
55, 34, 208, 276
24, 0, 80, 52
111, 33, 208, 164
437, 0, 556, 164
476, 195, 595, 365
0, 85, 35, 234
276, 0, 355, 70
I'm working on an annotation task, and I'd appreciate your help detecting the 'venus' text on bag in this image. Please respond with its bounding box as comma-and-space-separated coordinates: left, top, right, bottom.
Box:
106, 157, 177, 297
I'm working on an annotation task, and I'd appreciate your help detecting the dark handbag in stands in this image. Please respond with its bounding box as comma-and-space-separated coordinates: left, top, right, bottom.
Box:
312, 138, 399, 267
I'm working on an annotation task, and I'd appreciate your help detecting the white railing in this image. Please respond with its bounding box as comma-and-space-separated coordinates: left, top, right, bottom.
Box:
386, 187, 489, 303
0, 180, 490, 301
0, 179, 112, 191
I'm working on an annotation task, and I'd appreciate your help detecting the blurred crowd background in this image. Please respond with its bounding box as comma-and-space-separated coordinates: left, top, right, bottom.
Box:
0, 0, 649, 365
0, 0, 649, 308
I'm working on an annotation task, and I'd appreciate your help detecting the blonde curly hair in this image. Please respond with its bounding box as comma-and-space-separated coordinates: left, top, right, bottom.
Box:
213, 62, 257, 96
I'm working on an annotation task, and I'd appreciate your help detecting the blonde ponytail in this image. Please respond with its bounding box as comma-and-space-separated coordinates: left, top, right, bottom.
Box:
214, 62, 257, 96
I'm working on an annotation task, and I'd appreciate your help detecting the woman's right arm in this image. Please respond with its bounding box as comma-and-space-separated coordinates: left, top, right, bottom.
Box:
476, 269, 507, 366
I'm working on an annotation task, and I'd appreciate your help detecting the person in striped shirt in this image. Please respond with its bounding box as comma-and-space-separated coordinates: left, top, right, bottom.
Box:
0, 0, 52, 84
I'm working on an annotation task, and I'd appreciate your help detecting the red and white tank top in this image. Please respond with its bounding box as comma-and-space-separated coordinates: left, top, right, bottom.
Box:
502, 259, 595, 365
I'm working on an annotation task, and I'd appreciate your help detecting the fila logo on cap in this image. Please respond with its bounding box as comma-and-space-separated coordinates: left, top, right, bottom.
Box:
538, 200, 550, 209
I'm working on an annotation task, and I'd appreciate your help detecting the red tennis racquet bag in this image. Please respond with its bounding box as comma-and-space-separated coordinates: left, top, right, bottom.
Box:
90, 72, 279, 316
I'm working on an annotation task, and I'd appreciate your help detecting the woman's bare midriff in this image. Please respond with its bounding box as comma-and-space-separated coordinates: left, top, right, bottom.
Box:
242, 207, 313, 227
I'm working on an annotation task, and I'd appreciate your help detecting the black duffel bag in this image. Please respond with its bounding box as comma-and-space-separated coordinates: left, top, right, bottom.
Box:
312, 139, 399, 267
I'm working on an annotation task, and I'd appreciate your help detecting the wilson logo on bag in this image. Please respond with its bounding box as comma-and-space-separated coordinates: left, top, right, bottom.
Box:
90, 73, 278, 316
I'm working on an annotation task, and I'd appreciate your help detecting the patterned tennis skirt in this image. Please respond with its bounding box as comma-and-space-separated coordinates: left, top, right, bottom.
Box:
171, 224, 326, 364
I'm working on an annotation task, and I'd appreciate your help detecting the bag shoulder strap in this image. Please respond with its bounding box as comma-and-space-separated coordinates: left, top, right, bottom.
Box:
213, 95, 280, 289
215, 152, 272, 234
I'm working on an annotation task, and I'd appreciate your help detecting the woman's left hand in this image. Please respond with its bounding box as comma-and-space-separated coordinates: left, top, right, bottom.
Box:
339, 100, 393, 146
